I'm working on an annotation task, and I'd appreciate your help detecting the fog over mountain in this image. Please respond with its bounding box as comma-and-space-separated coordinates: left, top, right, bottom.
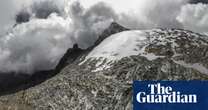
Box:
0, 0, 208, 73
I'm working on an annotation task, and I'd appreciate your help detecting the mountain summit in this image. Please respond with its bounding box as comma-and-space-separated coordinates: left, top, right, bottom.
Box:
0, 23, 208, 110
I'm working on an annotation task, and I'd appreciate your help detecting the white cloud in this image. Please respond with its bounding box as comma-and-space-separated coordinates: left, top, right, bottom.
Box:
0, 14, 73, 73
0, 1, 114, 73
0, 0, 208, 73
177, 3, 208, 33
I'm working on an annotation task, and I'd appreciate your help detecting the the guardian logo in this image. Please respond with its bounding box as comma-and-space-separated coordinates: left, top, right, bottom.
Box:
133, 81, 208, 110
136, 83, 197, 104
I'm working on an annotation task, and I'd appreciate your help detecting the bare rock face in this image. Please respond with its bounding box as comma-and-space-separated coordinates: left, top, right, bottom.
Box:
93, 22, 129, 47
0, 23, 208, 110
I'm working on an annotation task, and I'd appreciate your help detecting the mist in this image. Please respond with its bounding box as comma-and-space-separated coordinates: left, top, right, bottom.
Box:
0, 0, 115, 73
0, 0, 208, 73
116, 0, 188, 29
177, 3, 208, 33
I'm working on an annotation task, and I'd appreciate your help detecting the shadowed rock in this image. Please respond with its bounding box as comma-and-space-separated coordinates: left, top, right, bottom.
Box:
15, 11, 30, 24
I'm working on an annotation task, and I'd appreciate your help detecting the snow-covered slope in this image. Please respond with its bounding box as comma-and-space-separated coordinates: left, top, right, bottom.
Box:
86, 31, 146, 59
82, 30, 162, 61
81, 29, 208, 74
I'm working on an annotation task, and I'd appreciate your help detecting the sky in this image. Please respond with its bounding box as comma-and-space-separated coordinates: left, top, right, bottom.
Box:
77, 0, 208, 32
0, 0, 207, 73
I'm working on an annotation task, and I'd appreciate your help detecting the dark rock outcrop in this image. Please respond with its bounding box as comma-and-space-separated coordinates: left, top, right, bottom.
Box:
15, 11, 31, 24
93, 22, 129, 46
189, 0, 208, 4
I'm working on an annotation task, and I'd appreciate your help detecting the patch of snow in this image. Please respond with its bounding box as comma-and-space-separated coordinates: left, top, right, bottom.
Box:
92, 64, 111, 72
203, 32, 208, 36
80, 30, 165, 71
86, 30, 147, 60
83, 30, 165, 62
173, 60, 208, 74
141, 53, 165, 61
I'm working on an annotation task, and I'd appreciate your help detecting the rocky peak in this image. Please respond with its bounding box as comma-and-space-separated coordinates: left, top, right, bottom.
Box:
93, 22, 129, 46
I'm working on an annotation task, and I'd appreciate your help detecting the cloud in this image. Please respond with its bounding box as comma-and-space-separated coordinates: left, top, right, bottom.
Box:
0, 0, 17, 35
0, 0, 208, 73
0, 0, 65, 35
31, 0, 64, 19
0, 1, 115, 73
177, 3, 208, 33
117, 0, 188, 29
69, 2, 116, 48
0, 14, 73, 73
78, 0, 189, 29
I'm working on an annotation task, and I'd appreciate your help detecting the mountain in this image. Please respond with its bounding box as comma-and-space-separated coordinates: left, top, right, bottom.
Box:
0, 23, 208, 110
82, 29, 208, 74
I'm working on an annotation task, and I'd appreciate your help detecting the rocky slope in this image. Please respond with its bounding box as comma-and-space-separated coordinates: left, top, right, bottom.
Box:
0, 23, 208, 110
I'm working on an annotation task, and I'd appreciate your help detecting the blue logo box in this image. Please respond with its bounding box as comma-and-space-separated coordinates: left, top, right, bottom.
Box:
133, 81, 208, 110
